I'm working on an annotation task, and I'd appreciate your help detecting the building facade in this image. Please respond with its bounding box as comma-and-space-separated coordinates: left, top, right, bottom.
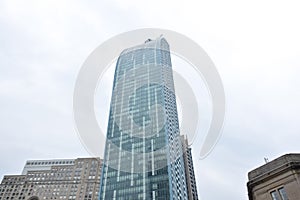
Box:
181, 136, 199, 200
22, 159, 75, 175
99, 37, 189, 199
247, 153, 300, 200
0, 158, 102, 200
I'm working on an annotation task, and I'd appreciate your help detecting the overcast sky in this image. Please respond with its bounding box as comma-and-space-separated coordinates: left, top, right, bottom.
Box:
1, 0, 300, 199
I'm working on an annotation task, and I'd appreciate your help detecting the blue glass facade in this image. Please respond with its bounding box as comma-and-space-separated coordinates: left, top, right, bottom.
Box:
99, 37, 188, 199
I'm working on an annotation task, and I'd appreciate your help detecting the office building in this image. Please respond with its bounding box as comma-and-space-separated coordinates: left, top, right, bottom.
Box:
0, 158, 102, 200
181, 136, 199, 200
247, 153, 300, 200
99, 36, 190, 199
22, 159, 75, 175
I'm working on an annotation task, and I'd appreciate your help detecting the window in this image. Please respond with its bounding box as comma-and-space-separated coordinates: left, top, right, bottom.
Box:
270, 191, 280, 200
278, 187, 288, 200
270, 187, 289, 200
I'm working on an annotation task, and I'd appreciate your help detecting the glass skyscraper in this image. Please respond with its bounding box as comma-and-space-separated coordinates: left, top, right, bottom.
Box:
99, 36, 189, 199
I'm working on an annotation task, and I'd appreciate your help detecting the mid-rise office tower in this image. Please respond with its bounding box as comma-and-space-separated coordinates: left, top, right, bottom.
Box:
0, 158, 102, 200
99, 37, 190, 199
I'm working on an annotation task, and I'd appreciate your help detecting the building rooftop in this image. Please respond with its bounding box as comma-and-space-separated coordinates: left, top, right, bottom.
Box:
22, 158, 76, 175
248, 153, 300, 183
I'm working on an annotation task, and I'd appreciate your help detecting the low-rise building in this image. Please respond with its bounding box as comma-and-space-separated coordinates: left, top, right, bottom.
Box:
247, 153, 300, 200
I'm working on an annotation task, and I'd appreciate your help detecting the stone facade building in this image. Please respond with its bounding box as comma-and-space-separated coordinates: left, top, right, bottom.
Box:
247, 153, 300, 200
0, 158, 102, 200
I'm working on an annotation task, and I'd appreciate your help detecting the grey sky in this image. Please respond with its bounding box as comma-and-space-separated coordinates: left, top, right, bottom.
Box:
1, 0, 300, 199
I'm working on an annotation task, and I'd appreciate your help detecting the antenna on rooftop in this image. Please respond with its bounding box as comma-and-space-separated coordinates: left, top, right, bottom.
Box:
145, 38, 152, 43
264, 157, 269, 163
